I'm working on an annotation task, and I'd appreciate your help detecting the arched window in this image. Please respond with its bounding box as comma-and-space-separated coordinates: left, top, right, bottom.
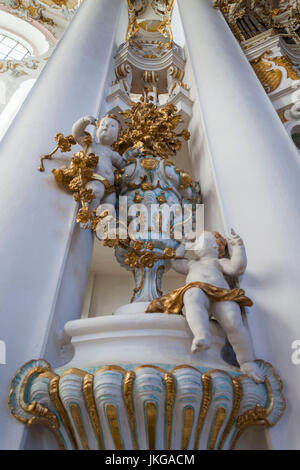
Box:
0, 34, 30, 61
291, 125, 300, 151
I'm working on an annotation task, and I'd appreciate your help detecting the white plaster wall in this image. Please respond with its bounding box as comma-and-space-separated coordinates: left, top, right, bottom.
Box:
88, 272, 184, 317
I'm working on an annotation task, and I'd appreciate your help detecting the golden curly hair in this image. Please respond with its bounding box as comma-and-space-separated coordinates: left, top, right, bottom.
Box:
212, 231, 227, 258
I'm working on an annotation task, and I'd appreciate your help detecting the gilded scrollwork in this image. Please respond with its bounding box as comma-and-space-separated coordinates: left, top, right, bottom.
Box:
250, 51, 300, 93
126, 0, 175, 41
250, 52, 283, 93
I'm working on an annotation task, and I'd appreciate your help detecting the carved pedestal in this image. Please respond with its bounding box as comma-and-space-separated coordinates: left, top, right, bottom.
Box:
9, 315, 285, 450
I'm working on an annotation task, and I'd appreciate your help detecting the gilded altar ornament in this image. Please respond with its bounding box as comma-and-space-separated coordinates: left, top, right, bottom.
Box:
114, 90, 190, 159
9, 359, 285, 450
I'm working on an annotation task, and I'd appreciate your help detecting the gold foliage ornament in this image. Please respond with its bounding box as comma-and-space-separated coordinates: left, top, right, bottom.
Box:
113, 90, 190, 159
38, 133, 76, 172
38, 133, 107, 231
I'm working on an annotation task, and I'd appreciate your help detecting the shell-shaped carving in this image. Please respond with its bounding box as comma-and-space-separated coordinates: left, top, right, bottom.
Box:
9, 360, 285, 450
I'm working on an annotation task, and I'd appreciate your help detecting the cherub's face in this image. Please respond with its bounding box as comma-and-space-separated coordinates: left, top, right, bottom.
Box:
189, 232, 219, 259
96, 117, 119, 146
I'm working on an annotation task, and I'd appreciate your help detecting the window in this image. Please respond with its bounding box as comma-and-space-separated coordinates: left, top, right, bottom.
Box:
292, 129, 300, 151
0, 34, 30, 61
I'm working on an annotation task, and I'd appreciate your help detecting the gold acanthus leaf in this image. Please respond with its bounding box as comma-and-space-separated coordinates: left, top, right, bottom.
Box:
113, 93, 190, 159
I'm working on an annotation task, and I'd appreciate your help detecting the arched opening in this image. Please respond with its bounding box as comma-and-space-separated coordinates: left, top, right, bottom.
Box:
291, 125, 300, 151
0, 340, 6, 364
0, 33, 30, 60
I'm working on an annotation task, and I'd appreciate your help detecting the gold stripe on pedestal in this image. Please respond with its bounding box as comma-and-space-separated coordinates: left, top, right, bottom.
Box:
208, 407, 227, 450
182, 407, 194, 450
145, 402, 157, 450
83, 374, 104, 450
106, 404, 123, 450
194, 374, 212, 450
70, 403, 89, 450
123, 371, 138, 450
218, 377, 242, 449
49, 375, 78, 450
163, 372, 176, 450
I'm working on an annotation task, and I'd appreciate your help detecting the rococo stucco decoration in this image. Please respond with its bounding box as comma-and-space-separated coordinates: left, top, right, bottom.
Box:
214, 0, 300, 152
9, 0, 286, 450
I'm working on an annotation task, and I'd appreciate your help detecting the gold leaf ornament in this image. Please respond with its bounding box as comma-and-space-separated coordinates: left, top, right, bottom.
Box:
113, 92, 190, 159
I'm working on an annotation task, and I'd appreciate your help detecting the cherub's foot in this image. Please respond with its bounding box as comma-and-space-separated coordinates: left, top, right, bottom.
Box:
240, 361, 265, 383
191, 337, 212, 353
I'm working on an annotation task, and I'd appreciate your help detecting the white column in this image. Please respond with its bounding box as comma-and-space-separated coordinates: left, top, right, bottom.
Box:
178, 0, 300, 450
0, 0, 122, 450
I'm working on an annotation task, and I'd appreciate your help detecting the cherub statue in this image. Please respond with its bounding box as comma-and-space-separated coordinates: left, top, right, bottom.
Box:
147, 229, 265, 383
72, 114, 126, 211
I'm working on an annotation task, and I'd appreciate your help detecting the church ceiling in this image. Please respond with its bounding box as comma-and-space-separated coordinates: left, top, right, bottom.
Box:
0, 0, 81, 16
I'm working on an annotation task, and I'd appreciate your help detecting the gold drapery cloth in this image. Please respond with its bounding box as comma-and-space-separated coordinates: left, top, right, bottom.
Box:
146, 282, 253, 315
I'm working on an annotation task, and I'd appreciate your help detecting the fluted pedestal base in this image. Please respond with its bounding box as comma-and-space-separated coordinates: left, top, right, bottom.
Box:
9, 314, 285, 450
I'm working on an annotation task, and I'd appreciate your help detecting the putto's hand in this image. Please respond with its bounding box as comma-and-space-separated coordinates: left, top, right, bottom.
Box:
228, 228, 243, 246
84, 115, 97, 126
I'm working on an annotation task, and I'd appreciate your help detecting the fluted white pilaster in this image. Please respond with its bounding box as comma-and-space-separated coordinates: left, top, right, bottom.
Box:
0, 0, 122, 450
178, 0, 300, 450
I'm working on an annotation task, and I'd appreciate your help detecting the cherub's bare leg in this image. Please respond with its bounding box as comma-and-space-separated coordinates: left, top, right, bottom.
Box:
103, 192, 117, 208
183, 288, 212, 352
86, 181, 105, 212
213, 302, 265, 383
95, 192, 118, 238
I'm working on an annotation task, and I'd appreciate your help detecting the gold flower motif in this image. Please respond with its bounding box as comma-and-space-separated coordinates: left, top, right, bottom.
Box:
103, 237, 119, 248
140, 253, 155, 268
163, 247, 176, 259
132, 241, 143, 251
83, 133, 93, 148
55, 133, 76, 153
86, 153, 99, 169
145, 242, 154, 251
157, 193, 167, 205
125, 253, 140, 269
69, 176, 82, 192
76, 206, 91, 224
79, 189, 95, 203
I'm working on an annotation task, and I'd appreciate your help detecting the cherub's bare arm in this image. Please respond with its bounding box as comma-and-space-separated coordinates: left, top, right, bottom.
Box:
72, 115, 96, 148
219, 229, 247, 277
171, 258, 189, 275
111, 151, 126, 170
170, 242, 189, 275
